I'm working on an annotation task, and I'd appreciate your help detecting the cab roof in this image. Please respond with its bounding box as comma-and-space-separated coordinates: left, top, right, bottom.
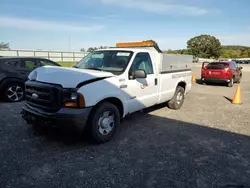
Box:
96, 47, 160, 53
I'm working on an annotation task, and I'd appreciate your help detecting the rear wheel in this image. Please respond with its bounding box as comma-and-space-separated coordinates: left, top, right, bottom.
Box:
4, 83, 24, 102
167, 86, 185, 110
227, 78, 234, 87
201, 79, 206, 85
90, 102, 120, 143
235, 75, 242, 83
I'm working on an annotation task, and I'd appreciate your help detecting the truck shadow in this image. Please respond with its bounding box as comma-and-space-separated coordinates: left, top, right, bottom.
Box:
24, 104, 250, 187
29, 102, 170, 145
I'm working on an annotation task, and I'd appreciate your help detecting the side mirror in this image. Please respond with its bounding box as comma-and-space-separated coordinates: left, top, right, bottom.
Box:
134, 70, 147, 79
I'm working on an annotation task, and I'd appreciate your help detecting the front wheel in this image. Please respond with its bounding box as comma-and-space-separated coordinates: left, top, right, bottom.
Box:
90, 102, 120, 143
167, 86, 185, 110
4, 83, 24, 102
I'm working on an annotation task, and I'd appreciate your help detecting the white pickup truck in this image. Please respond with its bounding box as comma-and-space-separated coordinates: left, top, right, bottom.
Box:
21, 41, 192, 143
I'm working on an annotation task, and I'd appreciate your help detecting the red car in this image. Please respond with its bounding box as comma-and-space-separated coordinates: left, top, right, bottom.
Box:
201, 61, 243, 87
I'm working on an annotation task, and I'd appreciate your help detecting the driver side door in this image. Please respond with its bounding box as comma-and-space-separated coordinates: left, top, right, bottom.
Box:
124, 52, 159, 113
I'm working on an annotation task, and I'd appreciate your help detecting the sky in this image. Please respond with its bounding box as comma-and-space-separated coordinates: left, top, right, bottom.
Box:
0, 0, 250, 51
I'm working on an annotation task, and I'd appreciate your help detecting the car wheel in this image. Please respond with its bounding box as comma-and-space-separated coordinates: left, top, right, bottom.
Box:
236, 75, 242, 83
227, 78, 234, 87
201, 80, 206, 85
167, 86, 185, 110
4, 83, 24, 102
90, 102, 120, 143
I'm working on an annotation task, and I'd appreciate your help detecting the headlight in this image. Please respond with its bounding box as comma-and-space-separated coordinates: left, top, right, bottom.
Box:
70, 93, 77, 100
63, 89, 85, 108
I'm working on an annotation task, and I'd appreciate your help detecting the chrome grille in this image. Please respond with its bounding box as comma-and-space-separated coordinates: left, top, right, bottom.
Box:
25, 81, 62, 112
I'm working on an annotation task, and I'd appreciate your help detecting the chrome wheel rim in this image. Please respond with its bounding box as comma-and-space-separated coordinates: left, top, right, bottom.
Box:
176, 92, 183, 105
7, 86, 24, 101
98, 111, 115, 135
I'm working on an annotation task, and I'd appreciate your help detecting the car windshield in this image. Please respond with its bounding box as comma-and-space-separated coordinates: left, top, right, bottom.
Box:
74, 50, 133, 75
206, 62, 229, 69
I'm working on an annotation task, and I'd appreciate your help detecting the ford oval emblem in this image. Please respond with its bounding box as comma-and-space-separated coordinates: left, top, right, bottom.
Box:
32, 93, 38, 99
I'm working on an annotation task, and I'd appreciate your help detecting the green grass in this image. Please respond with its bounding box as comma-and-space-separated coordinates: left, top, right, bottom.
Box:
57, 62, 77, 67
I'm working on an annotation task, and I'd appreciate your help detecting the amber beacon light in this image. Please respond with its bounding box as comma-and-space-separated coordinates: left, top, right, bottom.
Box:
116, 41, 155, 48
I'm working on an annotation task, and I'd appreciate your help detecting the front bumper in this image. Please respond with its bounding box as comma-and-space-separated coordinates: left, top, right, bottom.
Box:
21, 103, 92, 131
201, 77, 231, 83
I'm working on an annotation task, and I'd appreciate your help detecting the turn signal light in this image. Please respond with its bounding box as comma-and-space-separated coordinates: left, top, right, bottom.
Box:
64, 102, 78, 108
63, 93, 85, 108
79, 94, 85, 108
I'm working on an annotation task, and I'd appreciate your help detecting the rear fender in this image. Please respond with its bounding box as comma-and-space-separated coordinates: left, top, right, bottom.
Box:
175, 76, 191, 94
202, 62, 210, 70
201, 62, 211, 77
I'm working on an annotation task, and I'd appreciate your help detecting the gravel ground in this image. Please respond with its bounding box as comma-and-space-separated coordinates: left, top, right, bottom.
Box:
0, 67, 250, 188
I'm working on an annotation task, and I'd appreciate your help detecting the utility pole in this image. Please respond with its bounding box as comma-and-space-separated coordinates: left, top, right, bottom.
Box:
68, 35, 71, 52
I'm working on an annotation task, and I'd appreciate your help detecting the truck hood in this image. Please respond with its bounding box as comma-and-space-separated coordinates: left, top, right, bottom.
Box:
28, 66, 114, 88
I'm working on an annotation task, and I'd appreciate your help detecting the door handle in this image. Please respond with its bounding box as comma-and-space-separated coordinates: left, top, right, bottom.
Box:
155, 78, 158, 85
120, 84, 127, 88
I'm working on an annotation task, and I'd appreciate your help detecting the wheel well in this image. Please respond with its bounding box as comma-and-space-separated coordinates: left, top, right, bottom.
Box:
177, 81, 186, 91
95, 97, 124, 117
0, 78, 24, 90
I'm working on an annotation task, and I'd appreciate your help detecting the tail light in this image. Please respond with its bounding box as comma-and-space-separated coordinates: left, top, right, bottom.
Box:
224, 66, 231, 77
201, 66, 207, 72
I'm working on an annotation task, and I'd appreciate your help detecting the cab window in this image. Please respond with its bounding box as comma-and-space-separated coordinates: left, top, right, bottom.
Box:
230, 62, 237, 69
5, 60, 20, 67
20, 60, 39, 70
129, 53, 154, 75
233, 62, 238, 69
39, 60, 57, 66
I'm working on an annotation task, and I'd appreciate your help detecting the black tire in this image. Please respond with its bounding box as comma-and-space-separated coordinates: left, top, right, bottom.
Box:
227, 78, 234, 87
167, 86, 185, 110
199, 78, 205, 85
235, 75, 242, 84
90, 102, 120, 143
3, 82, 24, 102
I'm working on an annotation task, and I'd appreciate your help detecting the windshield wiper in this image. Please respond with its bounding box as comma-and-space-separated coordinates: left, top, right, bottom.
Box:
85, 67, 103, 71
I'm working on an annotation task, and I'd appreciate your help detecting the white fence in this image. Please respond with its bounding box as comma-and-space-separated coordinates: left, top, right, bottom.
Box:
0, 50, 89, 62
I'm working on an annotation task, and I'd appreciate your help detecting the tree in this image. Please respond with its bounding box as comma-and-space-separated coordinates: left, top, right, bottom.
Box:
87, 47, 95, 52
80, 48, 85, 52
0, 42, 10, 50
187, 35, 222, 58
86, 46, 111, 52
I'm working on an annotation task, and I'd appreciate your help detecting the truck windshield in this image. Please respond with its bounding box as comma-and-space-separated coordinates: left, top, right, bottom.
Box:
74, 50, 133, 75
